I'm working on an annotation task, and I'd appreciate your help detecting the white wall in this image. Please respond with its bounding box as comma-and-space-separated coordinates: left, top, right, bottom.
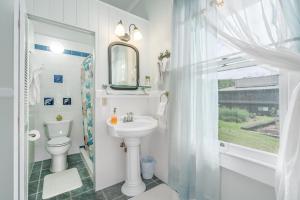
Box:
95, 94, 158, 189
221, 168, 276, 200
30, 32, 93, 161
137, 0, 173, 183
26, 0, 98, 31
0, 0, 15, 199
94, 2, 152, 190
25, 0, 154, 191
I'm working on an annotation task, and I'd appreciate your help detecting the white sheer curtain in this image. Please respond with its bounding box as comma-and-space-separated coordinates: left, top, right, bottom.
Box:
210, 0, 300, 71
169, 0, 220, 200
206, 0, 300, 200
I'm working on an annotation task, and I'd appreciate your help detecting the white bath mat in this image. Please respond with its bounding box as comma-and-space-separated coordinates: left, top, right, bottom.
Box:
129, 184, 179, 200
42, 168, 82, 199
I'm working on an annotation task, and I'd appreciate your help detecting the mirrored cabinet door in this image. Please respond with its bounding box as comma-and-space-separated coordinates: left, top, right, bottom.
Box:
108, 42, 139, 90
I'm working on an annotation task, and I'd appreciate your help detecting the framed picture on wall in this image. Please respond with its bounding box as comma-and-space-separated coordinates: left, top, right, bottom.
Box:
63, 98, 72, 105
44, 97, 54, 106
54, 74, 63, 83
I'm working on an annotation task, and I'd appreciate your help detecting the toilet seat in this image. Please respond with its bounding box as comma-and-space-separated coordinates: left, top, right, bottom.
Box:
47, 136, 71, 147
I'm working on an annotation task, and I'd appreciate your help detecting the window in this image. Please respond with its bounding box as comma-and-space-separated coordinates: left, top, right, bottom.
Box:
218, 64, 280, 154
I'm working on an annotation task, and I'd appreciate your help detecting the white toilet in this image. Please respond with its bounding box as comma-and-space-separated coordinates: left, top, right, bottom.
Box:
44, 120, 73, 172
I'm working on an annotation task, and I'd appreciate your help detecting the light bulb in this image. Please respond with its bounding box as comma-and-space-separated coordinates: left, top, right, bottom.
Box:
115, 21, 125, 37
132, 27, 143, 41
50, 42, 64, 54
215, 0, 224, 7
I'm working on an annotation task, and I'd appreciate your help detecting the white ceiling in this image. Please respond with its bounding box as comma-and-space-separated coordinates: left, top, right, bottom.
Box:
98, 0, 139, 11
98, 0, 148, 19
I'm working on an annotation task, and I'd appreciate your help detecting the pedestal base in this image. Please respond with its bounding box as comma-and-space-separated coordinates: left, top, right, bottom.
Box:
121, 181, 146, 197
122, 137, 146, 197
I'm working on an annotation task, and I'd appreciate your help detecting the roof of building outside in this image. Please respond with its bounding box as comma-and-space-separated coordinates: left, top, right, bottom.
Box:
219, 85, 279, 92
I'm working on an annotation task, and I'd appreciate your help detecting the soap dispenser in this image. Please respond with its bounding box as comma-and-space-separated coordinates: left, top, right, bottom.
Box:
111, 107, 118, 125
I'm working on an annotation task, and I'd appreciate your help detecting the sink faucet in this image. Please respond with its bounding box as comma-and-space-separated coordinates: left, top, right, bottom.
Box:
123, 112, 134, 122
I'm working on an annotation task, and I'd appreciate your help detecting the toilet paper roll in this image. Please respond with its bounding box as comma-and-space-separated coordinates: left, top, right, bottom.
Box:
28, 130, 40, 141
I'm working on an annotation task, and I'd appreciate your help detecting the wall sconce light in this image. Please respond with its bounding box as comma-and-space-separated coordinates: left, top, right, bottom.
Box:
215, 0, 224, 7
115, 20, 143, 42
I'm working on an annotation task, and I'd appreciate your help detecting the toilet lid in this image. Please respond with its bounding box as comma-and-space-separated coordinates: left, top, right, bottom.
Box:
47, 136, 71, 146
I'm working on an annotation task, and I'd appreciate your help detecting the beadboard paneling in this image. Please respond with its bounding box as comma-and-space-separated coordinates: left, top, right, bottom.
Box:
77, 0, 89, 29
49, 0, 63, 22
34, 0, 50, 19
63, 0, 77, 26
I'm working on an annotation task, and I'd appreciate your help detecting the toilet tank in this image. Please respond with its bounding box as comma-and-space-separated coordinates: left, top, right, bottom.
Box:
44, 120, 73, 139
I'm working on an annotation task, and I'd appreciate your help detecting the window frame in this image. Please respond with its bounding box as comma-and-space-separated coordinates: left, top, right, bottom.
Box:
216, 56, 288, 185
219, 141, 277, 186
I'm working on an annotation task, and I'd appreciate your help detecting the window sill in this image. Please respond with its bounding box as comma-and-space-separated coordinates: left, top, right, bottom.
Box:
219, 142, 277, 187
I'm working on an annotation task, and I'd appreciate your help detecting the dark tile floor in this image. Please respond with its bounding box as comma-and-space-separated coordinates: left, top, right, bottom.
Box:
28, 153, 163, 200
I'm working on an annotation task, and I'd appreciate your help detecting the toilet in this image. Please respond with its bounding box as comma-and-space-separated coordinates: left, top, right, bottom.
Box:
44, 120, 73, 172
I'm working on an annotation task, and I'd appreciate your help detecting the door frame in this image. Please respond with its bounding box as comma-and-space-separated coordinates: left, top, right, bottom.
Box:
14, 0, 26, 199
17, 13, 97, 200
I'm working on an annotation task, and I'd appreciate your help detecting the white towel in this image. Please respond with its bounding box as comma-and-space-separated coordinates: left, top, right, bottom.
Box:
161, 57, 169, 72
157, 101, 167, 117
29, 67, 42, 105
157, 93, 168, 131
157, 93, 168, 117
129, 184, 179, 200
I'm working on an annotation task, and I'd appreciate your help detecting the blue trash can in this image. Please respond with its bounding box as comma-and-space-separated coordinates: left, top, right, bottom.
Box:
141, 156, 156, 179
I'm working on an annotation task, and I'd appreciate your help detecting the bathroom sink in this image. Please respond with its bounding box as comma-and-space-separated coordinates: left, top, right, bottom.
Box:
106, 115, 158, 138
106, 115, 158, 196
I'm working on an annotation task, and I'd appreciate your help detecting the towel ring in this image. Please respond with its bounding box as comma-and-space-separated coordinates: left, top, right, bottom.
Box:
160, 91, 169, 102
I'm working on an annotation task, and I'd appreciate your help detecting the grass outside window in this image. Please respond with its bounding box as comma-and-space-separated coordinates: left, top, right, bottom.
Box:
218, 116, 279, 153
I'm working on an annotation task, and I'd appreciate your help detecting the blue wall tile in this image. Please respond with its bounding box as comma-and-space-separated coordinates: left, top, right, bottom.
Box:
35, 44, 49, 51
44, 97, 54, 106
64, 49, 72, 55
63, 98, 72, 105
35, 43, 90, 57
82, 52, 90, 57
54, 75, 63, 83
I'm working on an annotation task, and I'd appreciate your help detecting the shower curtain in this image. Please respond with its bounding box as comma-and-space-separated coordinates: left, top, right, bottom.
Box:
81, 55, 94, 161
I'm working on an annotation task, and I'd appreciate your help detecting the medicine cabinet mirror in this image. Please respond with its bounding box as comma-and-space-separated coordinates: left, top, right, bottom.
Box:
108, 42, 139, 90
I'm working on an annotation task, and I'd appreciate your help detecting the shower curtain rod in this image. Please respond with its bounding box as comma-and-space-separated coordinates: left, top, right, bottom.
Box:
82, 54, 93, 62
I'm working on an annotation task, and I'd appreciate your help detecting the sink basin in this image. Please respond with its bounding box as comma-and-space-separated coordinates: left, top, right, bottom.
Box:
107, 116, 158, 138
106, 115, 158, 197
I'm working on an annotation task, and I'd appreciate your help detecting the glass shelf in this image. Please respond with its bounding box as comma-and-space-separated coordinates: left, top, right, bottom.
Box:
102, 84, 151, 90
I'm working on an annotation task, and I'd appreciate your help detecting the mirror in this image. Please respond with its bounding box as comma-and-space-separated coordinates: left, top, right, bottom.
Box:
108, 42, 139, 90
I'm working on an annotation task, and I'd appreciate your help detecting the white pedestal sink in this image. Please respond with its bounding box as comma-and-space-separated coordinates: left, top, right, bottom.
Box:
106, 116, 158, 197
